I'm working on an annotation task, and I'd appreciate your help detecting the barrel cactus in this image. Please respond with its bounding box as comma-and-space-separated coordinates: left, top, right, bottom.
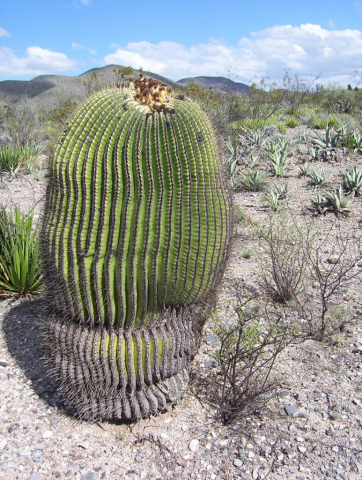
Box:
42, 75, 231, 421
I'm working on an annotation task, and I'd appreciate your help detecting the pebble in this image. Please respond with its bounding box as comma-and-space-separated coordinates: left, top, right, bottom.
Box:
188, 439, 199, 452
20, 449, 32, 456
233, 458, 242, 467
81, 473, 96, 480
32, 451, 44, 463
42, 430, 53, 438
205, 335, 219, 345
0, 439, 7, 451
0, 359, 9, 366
284, 405, 299, 416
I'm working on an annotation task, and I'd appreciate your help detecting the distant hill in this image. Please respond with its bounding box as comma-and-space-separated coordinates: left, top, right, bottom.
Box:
177, 76, 249, 94
0, 66, 249, 113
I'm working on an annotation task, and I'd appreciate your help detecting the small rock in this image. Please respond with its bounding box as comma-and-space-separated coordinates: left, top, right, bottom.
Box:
81, 473, 96, 480
204, 359, 217, 369
298, 446, 307, 454
77, 441, 89, 449
233, 459, 242, 468
28, 475, 42, 480
20, 449, 32, 456
0, 439, 7, 452
35, 386, 48, 395
332, 446, 339, 452
188, 439, 199, 452
140, 471, 147, 479
35, 443, 45, 450
205, 335, 219, 345
332, 404, 343, 412
284, 405, 299, 416
42, 430, 53, 439
32, 451, 43, 463
327, 256, 339, 264
260, 445, 267, 456
0, 360, 9, 367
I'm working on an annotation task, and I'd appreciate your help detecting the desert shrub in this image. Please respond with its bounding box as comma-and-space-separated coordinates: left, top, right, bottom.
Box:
285, 116, 298, 128
204, 283, 293, 424
256, 215, 362, 340
277, 123, 287, 134
311, 115, 328, 130
0, 207, 43, 296
257, 215, 312, 303
49, 98, 78, 123
0, 99, 43, 147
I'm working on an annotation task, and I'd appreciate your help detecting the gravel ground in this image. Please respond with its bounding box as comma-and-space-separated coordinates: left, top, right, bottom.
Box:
0, 136, 362, 479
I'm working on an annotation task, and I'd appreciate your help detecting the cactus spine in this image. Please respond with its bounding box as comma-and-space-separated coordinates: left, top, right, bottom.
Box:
42, 76, 231, 421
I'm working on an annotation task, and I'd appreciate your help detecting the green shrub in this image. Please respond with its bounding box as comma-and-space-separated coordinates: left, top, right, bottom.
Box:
311, 116, 328, 130
0, 207, 43, 296
277, 123, 287, 134
285, 116, 298, 128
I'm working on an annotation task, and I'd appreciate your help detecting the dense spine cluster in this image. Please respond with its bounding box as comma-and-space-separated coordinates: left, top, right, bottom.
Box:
42, 84, 231, 421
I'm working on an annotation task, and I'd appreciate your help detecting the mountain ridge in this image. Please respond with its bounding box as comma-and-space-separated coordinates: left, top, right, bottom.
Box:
0, 65, 249, 112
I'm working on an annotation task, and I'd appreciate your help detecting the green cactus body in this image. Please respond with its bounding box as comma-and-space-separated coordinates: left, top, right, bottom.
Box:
42, 81, 231, 420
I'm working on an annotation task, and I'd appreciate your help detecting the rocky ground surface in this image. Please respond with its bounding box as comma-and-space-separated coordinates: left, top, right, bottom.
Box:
0, 131, 362, 479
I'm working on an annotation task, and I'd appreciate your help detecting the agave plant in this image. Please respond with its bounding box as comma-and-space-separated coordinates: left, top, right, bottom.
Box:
41, 77, 231, 421
311, 186, 352, 216
0, 207, 43, 295
307, 168, 331, 187
353, 132, 362, 152
241, 169, 268, 191
342, 165, 362, 196
248, 152, 260, 168
308, 146, 319, 162
324, 186, 353, 216
0, 146, 23, 176
310, 194, 330, 215
311, 124, 342, 149
299, 163, 311, 177
268, 150, 292, 177
264, 183, 288, 211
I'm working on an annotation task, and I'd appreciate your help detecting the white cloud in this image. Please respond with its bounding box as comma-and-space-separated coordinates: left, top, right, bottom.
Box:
79, 0, 90, 5
0, 27, 9, 38
0, 46, 77, 78
71, 42, 97, 55
105, 24, 362, 85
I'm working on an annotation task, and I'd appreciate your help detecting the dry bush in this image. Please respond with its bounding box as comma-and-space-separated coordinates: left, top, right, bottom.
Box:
256, 214, 362, 341
197, 282, 294, 425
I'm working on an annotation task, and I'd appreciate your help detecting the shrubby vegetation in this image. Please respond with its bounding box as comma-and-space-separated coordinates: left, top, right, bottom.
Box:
1, 68, 362, 424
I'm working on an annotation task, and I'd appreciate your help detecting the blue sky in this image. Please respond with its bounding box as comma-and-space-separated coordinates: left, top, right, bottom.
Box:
1, 0, 362, 85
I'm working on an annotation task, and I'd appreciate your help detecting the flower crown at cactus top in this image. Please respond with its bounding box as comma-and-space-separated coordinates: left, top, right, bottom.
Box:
131, 74, 173, 112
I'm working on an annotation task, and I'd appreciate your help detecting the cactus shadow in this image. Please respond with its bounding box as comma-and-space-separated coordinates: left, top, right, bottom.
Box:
1, 298, 150, 425
2, 297, 68, 414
